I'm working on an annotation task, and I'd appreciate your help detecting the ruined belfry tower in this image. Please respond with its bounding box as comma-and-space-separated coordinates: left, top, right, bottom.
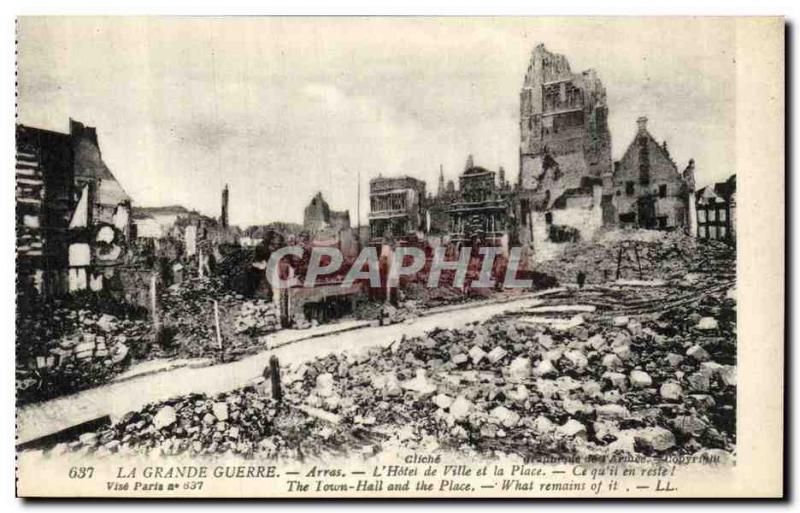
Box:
519, 44, 613, 208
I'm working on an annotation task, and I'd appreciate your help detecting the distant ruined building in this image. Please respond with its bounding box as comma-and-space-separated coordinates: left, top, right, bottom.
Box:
304, 192, 352, 231
303, 192, 357, 257
303, 192, 351, 235
220, 184, 229, 229
367, 176, 427, 243
447, 155, 514, 247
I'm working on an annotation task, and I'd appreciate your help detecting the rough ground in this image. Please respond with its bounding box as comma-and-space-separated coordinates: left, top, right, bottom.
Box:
16, 294, 150, 405
42, 265, 736, 462
16, 276, 280, 405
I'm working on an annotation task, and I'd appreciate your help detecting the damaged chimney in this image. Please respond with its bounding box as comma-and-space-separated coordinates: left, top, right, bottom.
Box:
221, 184, 229, 229
636, 116, 648, 133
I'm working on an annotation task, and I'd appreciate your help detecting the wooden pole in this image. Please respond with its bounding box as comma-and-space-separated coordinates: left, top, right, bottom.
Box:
269, 355, 282, 402
356, 169, 361, 253
150, 274, 160, 332
213, 300, 223, 351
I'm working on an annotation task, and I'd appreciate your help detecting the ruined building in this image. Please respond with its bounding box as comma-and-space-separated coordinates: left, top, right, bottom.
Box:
303, 192, 357, 256
303, 192, 350, 234
519, 43, 612, 208
69, 120, 132, 291
16, 125, 75, 297
515, 44, 613, 257
368, 175, 427, 243
611, 117, 694, 231
16, 119, 132, 297
514, 45, 698, 262
695, 174, 736, 243
447, 155, 515, 247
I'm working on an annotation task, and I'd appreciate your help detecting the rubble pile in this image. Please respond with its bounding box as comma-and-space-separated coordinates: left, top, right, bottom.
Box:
50, 279, 736, 461
402, 281, 527, 311
45, 381, 385, 460
353, 300, 384, 321
537, 229, 733, 285
285, 284, 736, 459
158, 276, 278, 361
16, 295, 150, 405
46, 387, 304, 459
215, 246, 254, 293
404, 283, 468, 308
233, 301, 280, 335
16, 276, 285, 405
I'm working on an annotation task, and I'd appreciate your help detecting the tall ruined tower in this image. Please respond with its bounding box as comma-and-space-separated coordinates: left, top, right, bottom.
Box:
221, 184, 229, 229
519, 44, 612, 208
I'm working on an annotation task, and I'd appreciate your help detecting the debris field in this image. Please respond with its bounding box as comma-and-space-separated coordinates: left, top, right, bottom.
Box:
44, 273, 736, 463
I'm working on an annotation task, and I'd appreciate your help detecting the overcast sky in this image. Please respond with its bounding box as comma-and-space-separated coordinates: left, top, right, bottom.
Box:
18, 17, 736, 227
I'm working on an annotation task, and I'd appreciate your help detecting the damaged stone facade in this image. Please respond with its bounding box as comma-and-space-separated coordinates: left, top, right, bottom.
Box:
15, 119, 133, 297
515, 44, 613, 256
446, 156, 515, 247
514, 46, 699, 262
527, 178, 606, 262
68, 120, 133, 292
518, 43, 612, 207
16, 125, 75, 298
611, 117, 694, 231
368, 176, 427, 243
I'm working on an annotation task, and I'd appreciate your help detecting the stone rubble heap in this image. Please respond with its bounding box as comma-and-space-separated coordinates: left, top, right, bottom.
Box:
158, 276, 279, 361
233, 300, 280, 335
48, 279, 736, 462
17, 302, 150, 405
47, 388, 304, 459
17, 276, 284, 405
536, 229, 734, 285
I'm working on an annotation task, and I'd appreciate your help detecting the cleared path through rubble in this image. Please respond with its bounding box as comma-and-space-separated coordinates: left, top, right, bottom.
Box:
17, 294, 553, 446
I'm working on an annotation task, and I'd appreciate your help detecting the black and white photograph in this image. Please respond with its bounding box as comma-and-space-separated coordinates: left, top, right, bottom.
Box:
12, 16, 783, 498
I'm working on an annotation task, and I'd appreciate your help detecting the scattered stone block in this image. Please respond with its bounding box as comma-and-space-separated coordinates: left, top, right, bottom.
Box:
490, 406, 520, 428
696, 317, 718, 331
595, 404, 629, 420
212, 402, 229, 421
533, 359, 557, 378
635, 427, 676, 452
687, 345, 711, 362
557, 419, 587, 439
449, 397, 472, 420
153, 406, 177, 430
659, 382, 683, 402
629, 370, 653, 388
487, 346, 509, 364
507, 357, 532, 381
